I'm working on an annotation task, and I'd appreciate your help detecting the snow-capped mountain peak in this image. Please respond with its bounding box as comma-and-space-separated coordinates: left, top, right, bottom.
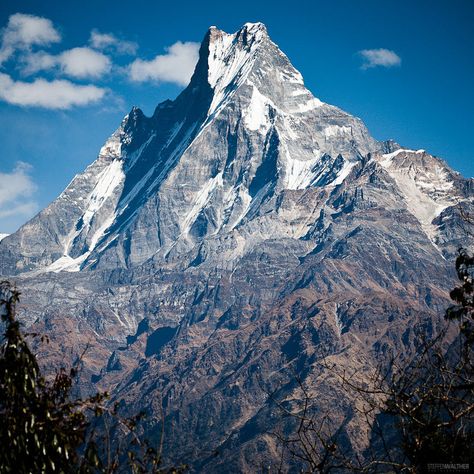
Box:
207, 22, 267, 87
0, 22, 471, 277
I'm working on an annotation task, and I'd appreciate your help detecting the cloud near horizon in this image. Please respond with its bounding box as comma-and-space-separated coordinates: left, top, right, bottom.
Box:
129, 41, 199, 86
0, 162, 38, 222
0, 73, 106, 109
358, 48, 401, 69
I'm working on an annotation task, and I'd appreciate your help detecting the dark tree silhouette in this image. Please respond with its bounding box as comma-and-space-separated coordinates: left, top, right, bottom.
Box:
446, 248, 474, 344
0, 281, 184, 473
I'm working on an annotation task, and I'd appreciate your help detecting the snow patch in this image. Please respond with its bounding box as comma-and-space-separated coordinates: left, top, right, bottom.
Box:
378, 152, 456, 246
230, 187, 252, 229
292, 97, 323, 113
279, 69, 304, 85
49, 158, 125, 273
332, 161, 356, 186
245, 86, 270, 133
80, 159, 124, 231
182, 172, 224, 234
324, 125, 352, 138
43, 255, 88, 273
0, 233, 9, 242
284, 145, 322, 190
291, 89, 308, 97
381, 148, 425, 163
208, 32, 235, 89
164, 121, 185, 148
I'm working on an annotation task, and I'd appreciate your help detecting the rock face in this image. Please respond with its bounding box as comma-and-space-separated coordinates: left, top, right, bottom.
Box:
1, 22, 473, 472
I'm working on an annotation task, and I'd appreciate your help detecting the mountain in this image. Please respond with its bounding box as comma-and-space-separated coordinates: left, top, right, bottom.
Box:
1, 22, 473, 472
0, 22, 380, 275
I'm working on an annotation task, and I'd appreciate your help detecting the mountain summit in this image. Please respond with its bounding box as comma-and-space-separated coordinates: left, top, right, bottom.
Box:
1, 23, 473, 472
0, 22, 381, 275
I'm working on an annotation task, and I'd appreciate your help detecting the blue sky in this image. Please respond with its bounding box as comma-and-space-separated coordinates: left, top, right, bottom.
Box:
0, 0, 473, 233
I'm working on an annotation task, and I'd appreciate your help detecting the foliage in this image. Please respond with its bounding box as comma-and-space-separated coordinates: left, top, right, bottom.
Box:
0, 280, 91, 473
0, 281, 185, 473
446, 248, 474, 344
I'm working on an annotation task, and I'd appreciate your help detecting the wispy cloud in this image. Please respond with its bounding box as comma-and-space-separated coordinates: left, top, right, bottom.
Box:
358, 48, 401, 70
0, 162, 38, 221
0, 73, 106, 109
129, 41, 199, 86
22, 47, 112, 79
89, 30, 138, 55
20, 50, 56, 73
0, 13, 61, 65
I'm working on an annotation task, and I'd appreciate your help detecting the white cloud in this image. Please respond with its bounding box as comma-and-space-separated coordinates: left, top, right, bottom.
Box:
358, 48, 401, 69
0, 13, 61, 64
129, 41, 199, 86
22, 47, 111, 79
89, 29, 137, 55
0, 72, 106, 109
1, 15, 111, 79
21, 51, 56, 74
58, 47, 111, 78
0, 162, 38, 220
